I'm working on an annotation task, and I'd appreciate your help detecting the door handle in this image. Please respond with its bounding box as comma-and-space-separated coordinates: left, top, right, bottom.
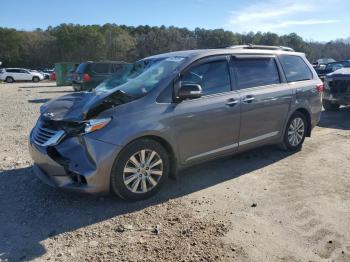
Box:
296, 88, 303, 93
225, 98, 239, 106
242, 96, 255, 103
263, 97, 278, 102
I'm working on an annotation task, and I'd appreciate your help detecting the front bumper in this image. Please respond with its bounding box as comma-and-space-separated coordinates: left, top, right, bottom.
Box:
29, 131, 122, 194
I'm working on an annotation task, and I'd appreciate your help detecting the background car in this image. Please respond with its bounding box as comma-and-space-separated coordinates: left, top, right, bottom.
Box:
0, 68, 44, 83
313, 58, 336, 76
72, 61, 129, 91
321, 60, 350, 76
323, 67, 350, 110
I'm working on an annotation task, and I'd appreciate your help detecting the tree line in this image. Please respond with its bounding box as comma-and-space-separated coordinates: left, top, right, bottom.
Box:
1, 23, 350, 68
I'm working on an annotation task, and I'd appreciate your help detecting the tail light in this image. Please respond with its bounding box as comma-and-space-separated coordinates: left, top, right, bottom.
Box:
83, 73, 91, 82
316, 83, 324, 93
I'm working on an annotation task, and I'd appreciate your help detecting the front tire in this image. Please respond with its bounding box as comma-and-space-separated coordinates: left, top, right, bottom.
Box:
32, 76, 40, 82
322, 99, 340, 111
110, 139, 169, 201
280, 112, 307, 151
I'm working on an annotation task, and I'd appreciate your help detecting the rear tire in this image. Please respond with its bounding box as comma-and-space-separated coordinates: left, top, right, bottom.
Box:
322, 99, 340, 111
280, 112, 307, 151
110, 139, 169, 201
5, 77, 14, 83
32, 76, 40, 83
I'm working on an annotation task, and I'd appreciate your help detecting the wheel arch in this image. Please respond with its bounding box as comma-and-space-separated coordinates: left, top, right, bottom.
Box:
294, 107, 312, 137
118, 135, 178, 179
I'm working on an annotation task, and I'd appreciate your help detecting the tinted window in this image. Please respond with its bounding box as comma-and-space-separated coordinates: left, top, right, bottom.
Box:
181, 60, 231, 96
76, 63, 87, 74
6, 69, 20, 73
234, 58, 280, 89
279, 55, 313, 82
325, 63, 344, 74
111, 63, 123, 73
92, 63, 110, 74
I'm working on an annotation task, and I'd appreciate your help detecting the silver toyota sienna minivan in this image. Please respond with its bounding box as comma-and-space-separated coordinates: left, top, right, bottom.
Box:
29, 45, 323, 200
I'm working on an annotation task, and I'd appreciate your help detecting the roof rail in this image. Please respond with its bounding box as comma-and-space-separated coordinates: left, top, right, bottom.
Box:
227, 44, 295, 52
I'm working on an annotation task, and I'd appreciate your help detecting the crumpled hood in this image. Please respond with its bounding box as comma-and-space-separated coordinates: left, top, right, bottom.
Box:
40, 91, 113, 122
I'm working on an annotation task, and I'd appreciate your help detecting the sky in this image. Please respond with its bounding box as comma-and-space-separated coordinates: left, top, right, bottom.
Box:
0, 0, 349, 42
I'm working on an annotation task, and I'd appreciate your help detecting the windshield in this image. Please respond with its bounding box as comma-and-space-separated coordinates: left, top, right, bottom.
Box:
95, 56, 186, 96
325, 62, 350, 74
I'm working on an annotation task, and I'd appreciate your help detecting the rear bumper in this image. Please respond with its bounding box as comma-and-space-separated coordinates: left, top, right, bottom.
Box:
29, 131, 122, 194
324, 79, 350, 105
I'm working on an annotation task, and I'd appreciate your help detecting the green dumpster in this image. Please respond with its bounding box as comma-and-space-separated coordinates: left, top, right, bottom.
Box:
54, 62, 78, 86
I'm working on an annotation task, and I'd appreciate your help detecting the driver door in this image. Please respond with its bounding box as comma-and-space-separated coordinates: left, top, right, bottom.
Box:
173, 56, 241, 164
19, 69, 32, 80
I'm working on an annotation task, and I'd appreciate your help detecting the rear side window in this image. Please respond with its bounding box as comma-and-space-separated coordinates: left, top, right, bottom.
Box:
7, 69, 21, 73
234, 57, 280, 89
92, 63, 110, 74
279, 55, 313, 82
111, 63, 123, 73
181, 60, 231, 96
76, 63, 87, 73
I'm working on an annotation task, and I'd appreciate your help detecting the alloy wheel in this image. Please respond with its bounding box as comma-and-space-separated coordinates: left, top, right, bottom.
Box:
123, 149, 163, 194
287, 117, 305, 147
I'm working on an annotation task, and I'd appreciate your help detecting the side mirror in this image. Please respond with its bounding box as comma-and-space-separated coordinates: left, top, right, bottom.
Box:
178, 84, 202, 100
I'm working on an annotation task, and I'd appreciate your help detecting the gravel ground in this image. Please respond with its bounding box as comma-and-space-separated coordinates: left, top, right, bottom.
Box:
0, 82, 349, 262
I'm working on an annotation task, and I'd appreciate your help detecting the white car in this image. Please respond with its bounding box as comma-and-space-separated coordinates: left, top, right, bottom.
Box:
0, 68, 44, 83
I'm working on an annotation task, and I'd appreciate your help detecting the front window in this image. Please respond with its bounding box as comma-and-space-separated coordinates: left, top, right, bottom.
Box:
181, 60, 231, 95
95, 57, 186, 97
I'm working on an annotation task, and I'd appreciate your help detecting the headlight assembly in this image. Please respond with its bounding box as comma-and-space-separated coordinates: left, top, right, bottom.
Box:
84, 118, 112, 134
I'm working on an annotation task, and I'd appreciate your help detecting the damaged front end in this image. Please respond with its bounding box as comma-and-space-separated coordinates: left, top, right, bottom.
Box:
324, 68, 350, 106
28, 91, 130, 193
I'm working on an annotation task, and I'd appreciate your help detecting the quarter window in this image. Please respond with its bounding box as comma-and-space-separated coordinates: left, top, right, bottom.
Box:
111, 63, 123, 73
7, 69, 20, 73
181, 60, 231, 96
279, 55, 313, 82
234, 57, 280, 89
